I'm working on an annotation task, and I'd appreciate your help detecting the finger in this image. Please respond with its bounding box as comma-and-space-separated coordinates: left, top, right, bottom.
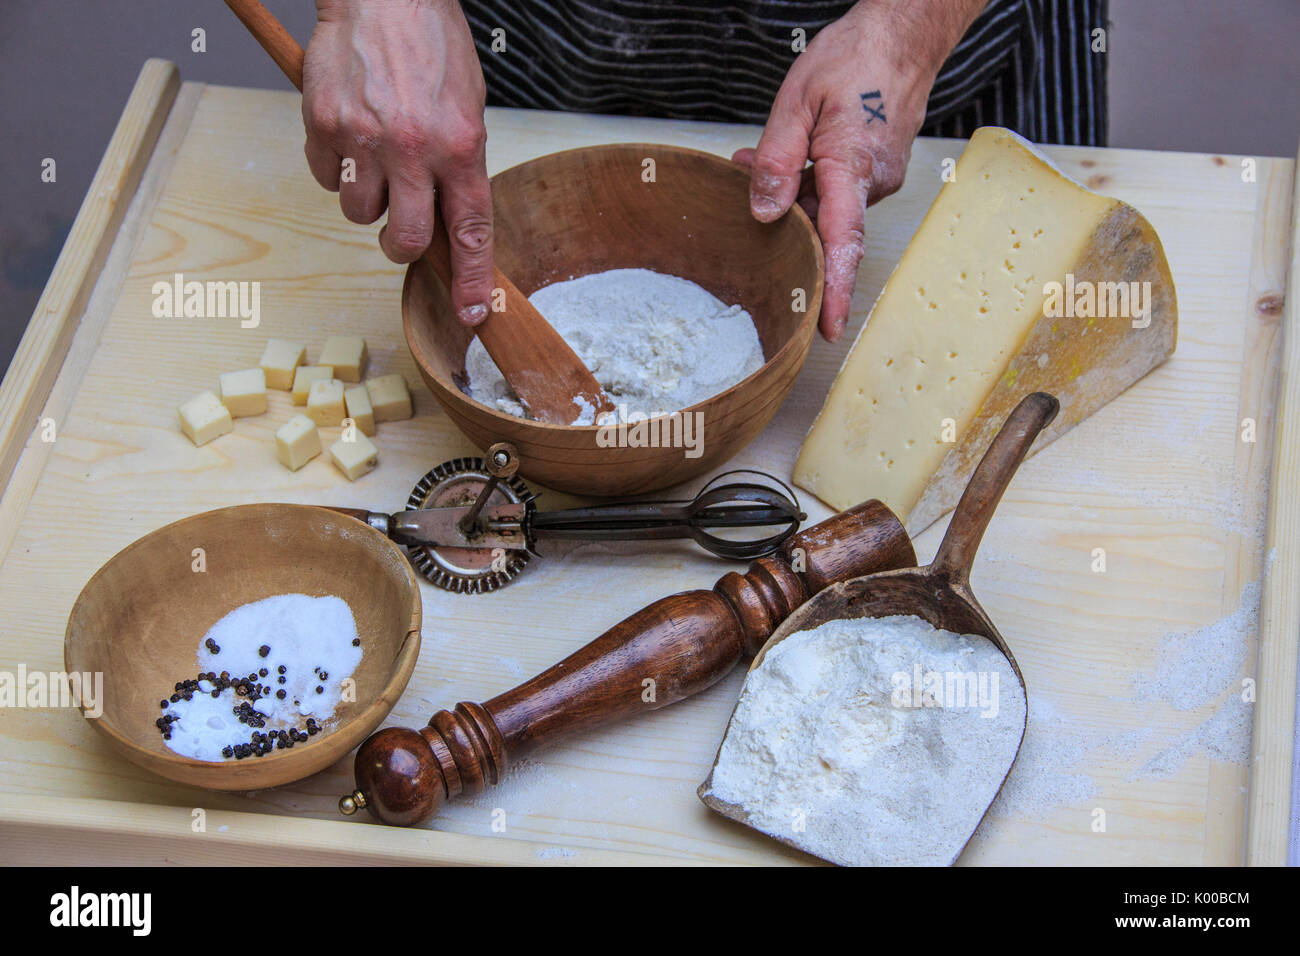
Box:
813, 155, 872, 342
304, 134, 343, 192
795, 167, 820, 223
302, 94, 343, 191
734, 147, 819, 222
748, 90, 812, 222
379, 167, 437, 264
337, 155, 387, 225
436, 162, 495, 325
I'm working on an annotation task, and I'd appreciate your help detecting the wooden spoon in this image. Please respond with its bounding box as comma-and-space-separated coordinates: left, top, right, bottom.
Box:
698, 391, 1061, 864
223, 0, 613, 425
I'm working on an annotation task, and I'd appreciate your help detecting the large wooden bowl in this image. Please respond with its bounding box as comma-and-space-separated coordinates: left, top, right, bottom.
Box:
404, 143, 824, 496
64, 504, 422, 791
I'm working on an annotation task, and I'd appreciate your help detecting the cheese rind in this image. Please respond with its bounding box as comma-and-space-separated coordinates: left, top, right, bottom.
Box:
275, 414, 322, 471
218, 368, 268, 418
343, 385, 376, 437
259, 339, 307, 390
306, 378, 346, 427
366, 373, 412, 423
793, 127, 1176, 531
178, 390, 234, 446
319, 336, 368, 382
291, 365, 334, 405
329, 433, 379, 481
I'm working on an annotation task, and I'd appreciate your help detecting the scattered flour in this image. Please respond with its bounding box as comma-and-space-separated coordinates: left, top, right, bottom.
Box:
1135, 695, 1254, 779
463, 268, 765, 422
986, 696, 1103, 819
982, 581, 1260, 819
705, 615, 1026, 866
1130, 580, 1259, 713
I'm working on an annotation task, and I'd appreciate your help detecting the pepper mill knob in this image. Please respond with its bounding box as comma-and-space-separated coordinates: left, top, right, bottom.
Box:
346, 727, 448, 826
338, 789, 366, 815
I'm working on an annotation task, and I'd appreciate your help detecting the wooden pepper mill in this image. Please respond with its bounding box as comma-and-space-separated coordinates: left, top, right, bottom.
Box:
339, 499, 917, 826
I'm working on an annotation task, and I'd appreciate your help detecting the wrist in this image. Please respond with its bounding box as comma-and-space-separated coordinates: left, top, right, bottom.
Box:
316, 0, 459, 21
847, 0, 986, 80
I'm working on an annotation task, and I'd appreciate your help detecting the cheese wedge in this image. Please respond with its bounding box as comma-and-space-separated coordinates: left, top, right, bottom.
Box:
794, 127, 1176, 532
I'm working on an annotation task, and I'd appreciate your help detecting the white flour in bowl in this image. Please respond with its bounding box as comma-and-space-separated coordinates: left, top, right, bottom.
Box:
463, 268, 765, 423
705, 614, 1026, 866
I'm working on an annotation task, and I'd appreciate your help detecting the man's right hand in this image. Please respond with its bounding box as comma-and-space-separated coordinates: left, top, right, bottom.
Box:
304, 0, 493, 325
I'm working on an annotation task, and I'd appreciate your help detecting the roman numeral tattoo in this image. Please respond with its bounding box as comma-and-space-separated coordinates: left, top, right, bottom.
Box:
860, 90, 886, 125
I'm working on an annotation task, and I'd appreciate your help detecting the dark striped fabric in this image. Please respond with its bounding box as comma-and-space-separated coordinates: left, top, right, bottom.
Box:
461, 0, 1108, 146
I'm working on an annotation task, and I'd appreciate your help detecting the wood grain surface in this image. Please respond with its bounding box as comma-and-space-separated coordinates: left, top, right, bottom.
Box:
1247, 142, 1300, 866
0, 71, 1293, 865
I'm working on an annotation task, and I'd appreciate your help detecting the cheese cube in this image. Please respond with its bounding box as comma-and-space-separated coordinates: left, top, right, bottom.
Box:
343, 385, 376, 437
318, 336, 368, 382
178, 391, 233, 446
793, 127, 1176, 533
366, 373, 412, 423
259, 339, 307, 390
275, 414, 322, 471
306, 378, 346, 427
218, 368, 267, 418
329, 433, 379, 481
291, 365, 334, 405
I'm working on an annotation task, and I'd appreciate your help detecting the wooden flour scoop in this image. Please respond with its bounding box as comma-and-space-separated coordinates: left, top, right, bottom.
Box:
224, 0, 613, 425
699, 391, 1060, 865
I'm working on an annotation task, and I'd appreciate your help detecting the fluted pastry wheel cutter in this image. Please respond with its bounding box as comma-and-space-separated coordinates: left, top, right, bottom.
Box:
327, 443, 805, 593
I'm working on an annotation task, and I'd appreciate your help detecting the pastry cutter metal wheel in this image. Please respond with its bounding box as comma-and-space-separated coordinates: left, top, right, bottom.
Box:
328, 443, 805, 593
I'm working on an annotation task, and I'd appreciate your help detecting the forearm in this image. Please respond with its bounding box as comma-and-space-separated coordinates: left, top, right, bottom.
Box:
316, 0, 460, 16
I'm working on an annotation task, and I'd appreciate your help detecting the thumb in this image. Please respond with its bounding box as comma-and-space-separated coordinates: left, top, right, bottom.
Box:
748, 89, 812, 222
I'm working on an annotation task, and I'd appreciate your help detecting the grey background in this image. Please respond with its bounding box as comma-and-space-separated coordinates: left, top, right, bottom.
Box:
1, 0, 1297, 378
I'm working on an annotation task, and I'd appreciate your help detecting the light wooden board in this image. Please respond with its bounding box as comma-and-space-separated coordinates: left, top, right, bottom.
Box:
1248, 143, 1300, 866
0, 68, 1294, 865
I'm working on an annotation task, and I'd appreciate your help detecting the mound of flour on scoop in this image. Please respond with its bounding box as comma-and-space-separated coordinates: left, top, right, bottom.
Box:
463, 268, 765, 422
706, 615, 1026, 866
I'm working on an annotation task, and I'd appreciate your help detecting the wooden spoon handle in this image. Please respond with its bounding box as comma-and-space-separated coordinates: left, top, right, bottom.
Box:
223, 0, 612, 425
224, 0, 303, 87
930, 391, 1059, 581
346, 499, 917, 826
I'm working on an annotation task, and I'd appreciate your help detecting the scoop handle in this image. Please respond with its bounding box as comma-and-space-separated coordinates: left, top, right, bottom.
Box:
344, 500, 917, 826
930, 392, 1059, 582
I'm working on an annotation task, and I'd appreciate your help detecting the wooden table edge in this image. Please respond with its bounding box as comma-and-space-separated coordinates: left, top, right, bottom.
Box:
0, 59, 180, 499
1246, 137, 1300, 866
0, 793, 721, 866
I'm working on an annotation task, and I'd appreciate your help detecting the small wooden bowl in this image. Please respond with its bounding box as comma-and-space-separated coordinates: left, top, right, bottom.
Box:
404, 143, 825, 496
64, 504, 422, 791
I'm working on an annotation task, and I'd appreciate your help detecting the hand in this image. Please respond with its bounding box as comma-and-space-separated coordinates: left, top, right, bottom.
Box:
303, 0, 492, 325
734, 0, 982, 341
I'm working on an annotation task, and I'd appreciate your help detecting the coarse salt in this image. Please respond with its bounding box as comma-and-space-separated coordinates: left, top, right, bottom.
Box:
161, 593, 362, 762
